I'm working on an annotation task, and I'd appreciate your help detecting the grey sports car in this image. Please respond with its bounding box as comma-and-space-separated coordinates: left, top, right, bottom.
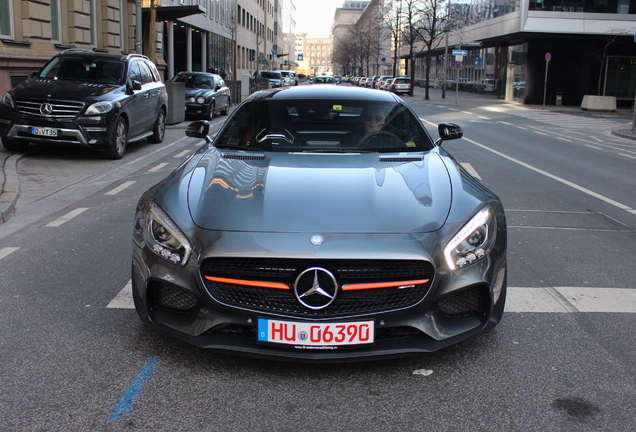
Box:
132, 85, 507, 362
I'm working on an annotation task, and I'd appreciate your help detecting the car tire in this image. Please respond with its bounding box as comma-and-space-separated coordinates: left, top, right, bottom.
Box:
1, 136, 29, 152
206, 102, 215, 121
220, 99, 229, 116
104, 117, 127, 160
148, 109, 166, 143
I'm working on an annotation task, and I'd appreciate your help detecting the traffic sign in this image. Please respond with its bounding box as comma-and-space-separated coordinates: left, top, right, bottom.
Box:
461, 42, 482, 47
455, 62, 462, 69
545, 52, 552, 61
452, 50, 467, 56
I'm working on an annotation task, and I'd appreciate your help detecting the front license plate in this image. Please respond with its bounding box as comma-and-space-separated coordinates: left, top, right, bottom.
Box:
31, 127, 58, 137
258, 318, 374, 347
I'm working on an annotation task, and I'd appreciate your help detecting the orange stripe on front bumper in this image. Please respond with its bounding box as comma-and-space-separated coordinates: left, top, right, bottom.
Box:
204, 276, 290, 290
342, 279, 430, 291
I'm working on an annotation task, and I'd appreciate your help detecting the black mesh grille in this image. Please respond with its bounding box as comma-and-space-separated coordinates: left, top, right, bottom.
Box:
436, 286, 489, 319
148, 282, 200, 314
200, 258, 434, 318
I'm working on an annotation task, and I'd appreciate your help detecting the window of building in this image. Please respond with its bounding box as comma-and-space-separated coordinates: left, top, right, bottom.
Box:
0, 0, 13, 38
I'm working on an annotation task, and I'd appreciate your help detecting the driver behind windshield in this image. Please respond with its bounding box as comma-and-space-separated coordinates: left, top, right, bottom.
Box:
358, 106, 416, 148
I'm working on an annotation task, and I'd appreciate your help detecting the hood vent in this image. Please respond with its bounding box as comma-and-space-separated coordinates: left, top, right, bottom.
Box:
222, 153, 266, 161
379, 157, 423, 163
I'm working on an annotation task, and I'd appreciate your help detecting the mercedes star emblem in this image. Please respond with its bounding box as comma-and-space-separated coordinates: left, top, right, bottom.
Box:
294, 267, 338, 310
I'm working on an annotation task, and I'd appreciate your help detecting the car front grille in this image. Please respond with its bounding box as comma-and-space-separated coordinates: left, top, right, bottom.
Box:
16, 99, 84, 119
200, 258, 434, 318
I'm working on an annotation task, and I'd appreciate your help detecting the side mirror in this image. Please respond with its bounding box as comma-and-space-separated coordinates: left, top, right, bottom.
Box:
186, 120, 211, 139
130, 80, 142, 91
436, 122, 463, 145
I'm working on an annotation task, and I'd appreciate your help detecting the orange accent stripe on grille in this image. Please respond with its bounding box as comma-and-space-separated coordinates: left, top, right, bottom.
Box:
341, 279, 430, 291
204, 276, 290, 290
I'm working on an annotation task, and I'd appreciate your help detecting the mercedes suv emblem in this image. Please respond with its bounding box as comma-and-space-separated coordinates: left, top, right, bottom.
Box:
294, 267, 338, 310
40, 103, 53, 116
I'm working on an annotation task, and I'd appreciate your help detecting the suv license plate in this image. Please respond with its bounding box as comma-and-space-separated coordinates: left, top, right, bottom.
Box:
31, 127, 58, 137
258, 318, 374, 347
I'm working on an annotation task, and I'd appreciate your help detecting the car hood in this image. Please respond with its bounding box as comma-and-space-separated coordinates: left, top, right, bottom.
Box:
11, 78, 121, 101
186, 151, 452, 234
184, 88, 212, 98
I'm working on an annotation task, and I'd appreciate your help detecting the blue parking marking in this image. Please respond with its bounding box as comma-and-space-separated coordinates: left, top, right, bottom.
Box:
110, 357, 160, 422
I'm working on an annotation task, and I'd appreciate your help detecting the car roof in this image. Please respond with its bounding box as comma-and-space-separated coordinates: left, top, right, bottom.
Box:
247, 85, 403, 102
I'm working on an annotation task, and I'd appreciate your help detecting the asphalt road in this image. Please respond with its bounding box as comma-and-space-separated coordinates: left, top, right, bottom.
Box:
1, 93, 635, 431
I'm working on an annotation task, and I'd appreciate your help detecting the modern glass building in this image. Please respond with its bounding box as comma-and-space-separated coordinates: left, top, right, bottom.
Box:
422, 0, 636, 106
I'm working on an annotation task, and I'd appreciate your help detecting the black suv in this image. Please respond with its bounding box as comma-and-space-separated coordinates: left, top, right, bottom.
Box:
0, 49, 168, 159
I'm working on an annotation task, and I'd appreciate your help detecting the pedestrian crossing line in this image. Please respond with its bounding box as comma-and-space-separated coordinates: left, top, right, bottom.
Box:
105, 181, 136, 195
0, 247, 20, 260
45, 208, 89, 227
105, 282, 636, 313
107, 280, 134, 309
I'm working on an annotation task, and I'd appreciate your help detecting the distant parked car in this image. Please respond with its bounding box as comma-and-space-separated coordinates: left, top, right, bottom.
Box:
389, 76, 412, 94
383, 78, 395, 91
260, 71, 285, 88
313, 76, 336, 84
169, 71, 231, 120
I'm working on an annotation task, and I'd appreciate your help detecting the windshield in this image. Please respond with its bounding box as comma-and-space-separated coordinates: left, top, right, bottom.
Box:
171, 73, 214, 89
39, 57, 126, 85
262, 72, 282, 79
215, 99, 434, 153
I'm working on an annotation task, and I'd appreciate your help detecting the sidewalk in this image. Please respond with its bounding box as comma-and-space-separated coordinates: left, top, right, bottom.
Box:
1, 86, 635, 224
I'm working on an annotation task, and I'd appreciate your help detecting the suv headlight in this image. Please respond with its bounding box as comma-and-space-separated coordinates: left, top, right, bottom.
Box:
1, 92, 15, 109
444, 207, 496, 270
85, 101, 114, 115
134, 201, 192, 266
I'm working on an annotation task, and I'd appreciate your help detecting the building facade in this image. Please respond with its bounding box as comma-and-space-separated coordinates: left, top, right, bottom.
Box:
0, 0, 296, 98
411, 0, 636, 106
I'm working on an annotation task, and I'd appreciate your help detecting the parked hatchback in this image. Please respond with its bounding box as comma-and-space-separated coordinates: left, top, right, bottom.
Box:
0, 49, 167, 159
390, 76, 412, 94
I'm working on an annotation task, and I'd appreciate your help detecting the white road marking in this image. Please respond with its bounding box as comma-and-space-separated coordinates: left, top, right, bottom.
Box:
460, 136, 633, 212
107, 281, 134, 309
556, 137, 573, 142
105, 181, 136, 195
507, 287, 636, 313
45, 208, 89, 227
148, 163, 169, 173
620, 153, 636, 160
174, 150, 191, 158
105, 282, 636, 313
585, 145, 603, 150
0, 247, 20, 260
460, 162, 482, 180
533, 130, 549, 136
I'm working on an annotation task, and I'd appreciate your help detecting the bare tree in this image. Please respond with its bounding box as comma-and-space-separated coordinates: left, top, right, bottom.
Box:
416, 0, 448, 99
400, 0, 424, 96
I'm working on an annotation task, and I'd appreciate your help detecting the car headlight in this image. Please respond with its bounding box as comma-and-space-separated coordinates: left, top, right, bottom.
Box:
135, 201, 192, 266
85, 101, 114, 115
443, 207, 496, 271
196, 96, 206, 104
1, 92, 15, 109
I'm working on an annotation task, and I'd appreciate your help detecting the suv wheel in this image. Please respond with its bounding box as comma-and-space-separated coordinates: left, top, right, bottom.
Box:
104, 117, 128, 159
148, 109, 166, 143
1, 136, 29, 152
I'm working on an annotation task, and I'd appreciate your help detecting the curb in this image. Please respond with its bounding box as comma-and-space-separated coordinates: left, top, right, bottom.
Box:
0, 153, 20, 224
611, 128, 636, 141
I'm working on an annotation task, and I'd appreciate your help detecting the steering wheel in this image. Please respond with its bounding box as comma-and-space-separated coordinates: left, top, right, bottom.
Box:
359, 130, 405, 149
